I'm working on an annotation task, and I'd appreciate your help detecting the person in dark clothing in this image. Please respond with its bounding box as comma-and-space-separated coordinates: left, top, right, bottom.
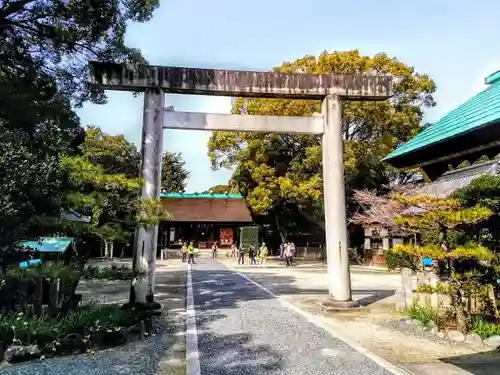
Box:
211, 242, 218, 258
238, 245, 245, 265
248, 247, 256, 265
187, 242, 195, 264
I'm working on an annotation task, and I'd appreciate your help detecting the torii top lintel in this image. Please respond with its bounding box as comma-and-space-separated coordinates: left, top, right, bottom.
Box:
89, 62, 393, 101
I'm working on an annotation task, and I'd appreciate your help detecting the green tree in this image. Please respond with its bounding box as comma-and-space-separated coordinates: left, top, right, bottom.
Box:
453, 174, 500, 250
62, 128, 169, 258
391, 193, 496, 333
81, 126, 141, 177
161, 151, 190, 193
0, 70, 82, 267
0, 0, 159, 105
204, 181, 239, 194
208, 50, 436, 237
0, 0, 159, 264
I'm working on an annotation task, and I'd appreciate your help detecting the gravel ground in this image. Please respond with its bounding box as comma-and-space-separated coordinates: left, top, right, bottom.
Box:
1, 320, 174, 375
191, 259, 396, 375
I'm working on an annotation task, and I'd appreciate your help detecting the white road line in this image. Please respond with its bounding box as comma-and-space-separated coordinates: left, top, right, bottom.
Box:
186, 263, 201, 375
219, 260, 414, 375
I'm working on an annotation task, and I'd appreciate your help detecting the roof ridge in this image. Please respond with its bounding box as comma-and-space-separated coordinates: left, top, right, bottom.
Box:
384, 78, 500, 161
485, 70, 500, 85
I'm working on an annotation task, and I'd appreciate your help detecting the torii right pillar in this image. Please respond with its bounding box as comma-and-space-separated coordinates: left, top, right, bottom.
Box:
321, 94, 358, 308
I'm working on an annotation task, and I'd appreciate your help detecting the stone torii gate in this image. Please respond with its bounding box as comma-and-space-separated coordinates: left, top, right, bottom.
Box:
89, 62, 393, 307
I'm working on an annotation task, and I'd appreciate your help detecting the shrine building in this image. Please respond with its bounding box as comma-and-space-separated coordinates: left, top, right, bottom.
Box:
384, 69, 500, 181
158, 193, 253, 251
358, 69, 500, 267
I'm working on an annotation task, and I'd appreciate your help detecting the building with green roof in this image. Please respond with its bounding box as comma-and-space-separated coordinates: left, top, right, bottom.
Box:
158, 192, 254, 251
384, 70, 500, 181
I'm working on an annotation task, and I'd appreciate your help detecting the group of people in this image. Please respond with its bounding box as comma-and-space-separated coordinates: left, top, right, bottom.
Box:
231, 241, 296, 267
180, 240, 221, 263
180, 240, 296, 267
231, 242, 269, 266
181, 242, 196, 264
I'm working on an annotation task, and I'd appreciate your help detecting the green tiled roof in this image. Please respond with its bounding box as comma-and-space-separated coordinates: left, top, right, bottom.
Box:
384, 70, 500, 161
160, 192, 243, 199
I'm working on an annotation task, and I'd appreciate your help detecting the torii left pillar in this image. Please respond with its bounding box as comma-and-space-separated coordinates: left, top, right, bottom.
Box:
133, 88, 165, 304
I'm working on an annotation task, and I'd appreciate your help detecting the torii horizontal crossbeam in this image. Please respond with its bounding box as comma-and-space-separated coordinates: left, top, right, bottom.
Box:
89, 62, 393, 100
163, 110, 324, 134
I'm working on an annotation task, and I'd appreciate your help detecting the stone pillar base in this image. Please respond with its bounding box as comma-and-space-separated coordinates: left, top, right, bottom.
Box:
319, 297, 361, 311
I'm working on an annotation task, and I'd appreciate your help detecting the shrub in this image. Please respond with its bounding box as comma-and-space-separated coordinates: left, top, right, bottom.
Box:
5, 263, 81, 283
0, 301, 148, 349
4, 262, 145, 284
348, 247, 364, 265
83, 264, 146, 281
416, 282, 449, 294
405, 302, 441, 327
471, 316, 500, 339
385, 250, 417, 271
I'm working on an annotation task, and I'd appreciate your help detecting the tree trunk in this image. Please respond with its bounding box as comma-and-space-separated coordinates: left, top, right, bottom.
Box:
109, 241, 114, 259
300, 211, 325, 231
487, 284, 500, 321
104, 240, 109, 258
273, 213, 288, 243
450, 283, 469, 333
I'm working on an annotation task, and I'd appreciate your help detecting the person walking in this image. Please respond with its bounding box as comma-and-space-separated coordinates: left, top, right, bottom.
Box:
259, 242, 268, 267
248, 246, 256, 265
230, 243, 237, 258
187, 241, 195, 264
238, 245, 245, 265
181, 242, 188, 263
284, 243, 291, 267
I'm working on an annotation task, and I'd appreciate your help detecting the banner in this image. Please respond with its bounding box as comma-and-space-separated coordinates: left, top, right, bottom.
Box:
219, 228, 234, 245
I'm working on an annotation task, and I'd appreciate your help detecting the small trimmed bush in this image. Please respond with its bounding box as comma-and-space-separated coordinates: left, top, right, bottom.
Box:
385, 250, 418, 271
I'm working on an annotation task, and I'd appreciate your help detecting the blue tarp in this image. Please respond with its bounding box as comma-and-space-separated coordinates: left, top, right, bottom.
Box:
19, 259, 42, 269
19, 237, 74, 253
422, 257, 434, 267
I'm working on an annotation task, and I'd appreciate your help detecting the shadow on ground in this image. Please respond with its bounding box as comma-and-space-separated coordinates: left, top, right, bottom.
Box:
187, 267, 395, 374
187, 265, 500, 375
439, 351, 500, 375
76, 265, 286, 374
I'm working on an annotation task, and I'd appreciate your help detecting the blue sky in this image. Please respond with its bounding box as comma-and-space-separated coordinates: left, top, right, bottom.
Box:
76, 0, 500, 192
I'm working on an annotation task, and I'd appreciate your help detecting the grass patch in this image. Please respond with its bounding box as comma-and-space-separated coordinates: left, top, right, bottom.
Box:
405, 301, 441, 327
470, 316, 500, 339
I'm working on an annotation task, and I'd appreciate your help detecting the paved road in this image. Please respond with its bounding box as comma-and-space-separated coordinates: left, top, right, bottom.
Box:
190, 258, 402, 375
